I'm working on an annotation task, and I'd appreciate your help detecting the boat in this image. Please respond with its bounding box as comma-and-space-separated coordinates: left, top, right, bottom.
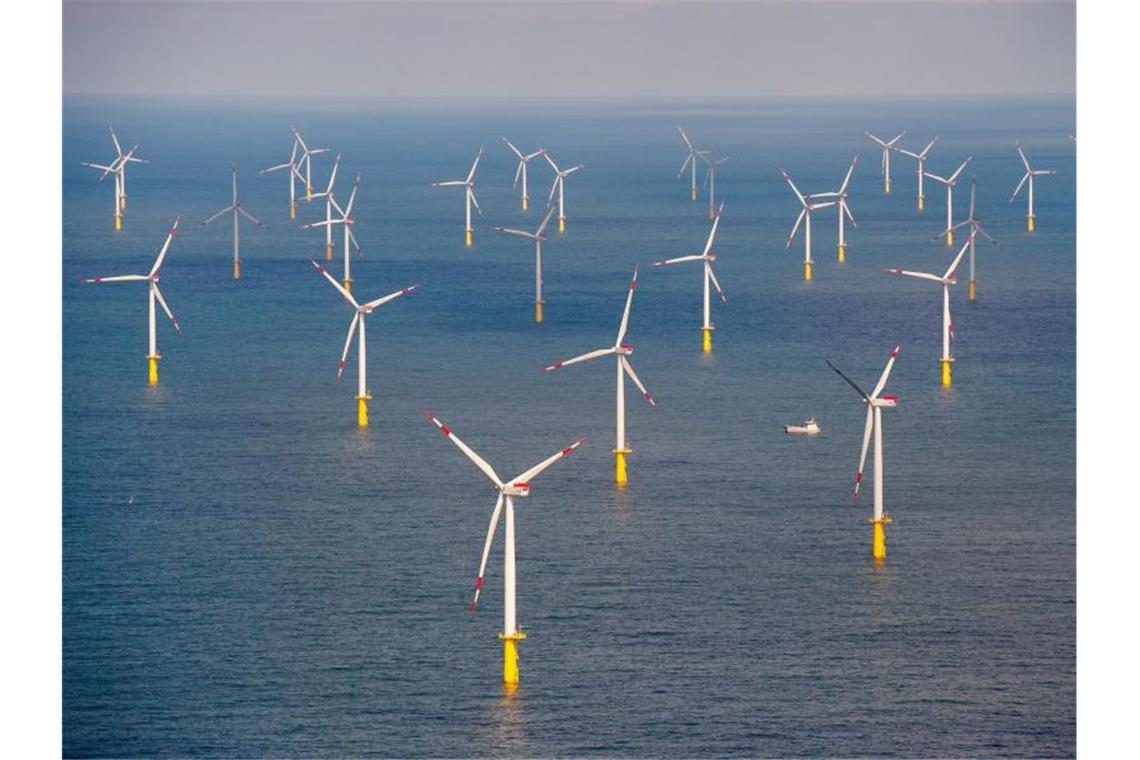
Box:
784, 417, 820, 435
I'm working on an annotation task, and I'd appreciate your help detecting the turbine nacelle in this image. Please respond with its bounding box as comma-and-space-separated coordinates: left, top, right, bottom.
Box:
617, 343, 634, 355
502, 483, 530, 497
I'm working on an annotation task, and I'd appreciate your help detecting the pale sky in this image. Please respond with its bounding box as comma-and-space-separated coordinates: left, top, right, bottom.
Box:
63, 1, 1075, 98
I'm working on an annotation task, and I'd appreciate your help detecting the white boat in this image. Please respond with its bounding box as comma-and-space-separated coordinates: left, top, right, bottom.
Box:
784, 417, 821, 435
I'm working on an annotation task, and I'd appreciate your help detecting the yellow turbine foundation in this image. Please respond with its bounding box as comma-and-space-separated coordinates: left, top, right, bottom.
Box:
701, 327, 713, 354
804, 261, 813, 282
306, 186, 313, 201
114, 214, 122, 231
325, 243, 334, 262
343, 278, 352, 293
558, 217, 566, 233
534, 301, 543, 324
289, 204, 297, 220
499, 631, 526, 685
885, 179, 891, 194
1027, 215, 1035, 232
147, 354, 159, 385
356, 393, 371, 428
465, 229, 473, 247
522, 196, 529, 211
690, 188, 697, 201
917, 195, 925, 211
233, 259, 241, 280
871, 516, 892, 562
946, 229, 954, 247
969, 279, 977, 303
614, 448, 631, 486
837, 244, 846, 263
941, 358, 954, 388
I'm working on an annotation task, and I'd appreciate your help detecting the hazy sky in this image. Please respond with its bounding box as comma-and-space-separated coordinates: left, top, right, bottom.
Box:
63, 1, 1075, 98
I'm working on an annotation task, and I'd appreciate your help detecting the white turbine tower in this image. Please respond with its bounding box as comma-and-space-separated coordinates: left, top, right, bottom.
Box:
781, 168, 837, 281
543, 265, 656, 486
653, 201, 728, 354
105, 126, 146, 211
307, 152, 342, 261
1010, 142, 1056, 232
201, 163, 265, 280
304, 174, 364, 291
82, 132, 145, 231
810, 156, 859, 262
83, 217, 182, 385
259, 135, 306, 219
895, 136, 938, 210
424, 411, 584, 687
701, 154, 730, 221
503, 138, 546, 211
865, 131, 905, 194
491, 205, 558, 324
677, 127, 708, 202
543, 152, 584, 233
886, 229, 972, 387
924, 157, 972, 246
432, 148, 484, 247
292, 127, 329, 202
826, 343, 901, 562
941, 176, 998, 302
310, 259, 419, 428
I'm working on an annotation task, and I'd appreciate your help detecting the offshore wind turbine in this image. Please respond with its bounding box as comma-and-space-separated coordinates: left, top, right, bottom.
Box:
924, 157, 972, 246
292, 127, 329, 202
781, 167, 836, 281
200, 163, 265, 280
865, 131, 905, 194
701, 154, 729, 221
544, 152, 584, 233
83, 217, 182, 385
424, 411, 584, 687
887, 230, 972, 387
895, 136, 938, 210
303, 174, 363, 290
259, 135, 305, 219
432, 148, 484, 247
82, 133, 145, 231
653, 201, 727, 353
307, 152, 342, 261
810, 156, 859, 262
491, 205, 557, 324
310, 259, 418, 428
543, 265, 655, 486
677, 127, 708, 201
1010, 142, 1056, 232
503, 138, 546, 211
940, 176, 998, 302
827, 343, 901, 562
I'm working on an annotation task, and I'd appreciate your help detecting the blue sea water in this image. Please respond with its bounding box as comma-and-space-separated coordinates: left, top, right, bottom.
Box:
62, 95, 1075, 758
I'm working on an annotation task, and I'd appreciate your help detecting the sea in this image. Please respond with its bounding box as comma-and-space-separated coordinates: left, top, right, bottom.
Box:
62, 95, 1075, 757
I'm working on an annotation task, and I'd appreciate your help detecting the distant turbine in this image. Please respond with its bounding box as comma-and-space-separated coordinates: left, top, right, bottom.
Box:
924, 157, 972, 246
83, 217, 182, 385
81, 127, 145, 231
1010, 142, 1056, 232
310, 259, 419, 428
893, 136, 938, 211
303, 174, 363, 292
201, 164, 265, 280
865, 131, 905, 194
886, 230, 972, 387
543, 265, 656, 486
653, 201, 728, 354
503, 138, 546, 211
809, 156, 860, 262
940, 176, 998, 302
701, 154, 729, 221
259, 135, 306, 219
105, 126, 146, 211
292, 127, 329, 202
544, 152, 584, 233
491, 205, 558, 324
677, 127, 709, 201
432, 148, 484, 247
781, 167, 837, 281
307, 153, 343, 262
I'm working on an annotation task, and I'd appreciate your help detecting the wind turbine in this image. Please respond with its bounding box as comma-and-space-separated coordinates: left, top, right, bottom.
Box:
200, 164, 265, 280
781, 167, 837, 281
83, 217, 182, 385
810, 156, 859, 262
491, 205, 557, 324
105, 126, 146, 211
307, 152, 342, 261
503, 138, 546, 211
924, 157, 972, 246
82, 134, 144, 231
304, 175, 364, 291
424, 411, 584, 687
886, 229, 972, 387
826, 343, 901, 562
701, 154, 729, 221
543, 265, 656, 486
543, 152, 584, 233
940, 176, 998, 302
432, 148, 484, 247
309, 259, 418, 428
865, 131, 905, 194
292, 127, 329, 202
653, 201, 727, 354
1010, 142, 1056, 232
677, 127, 708, 201
259, 135, 306, 220
895, 136, 938, 210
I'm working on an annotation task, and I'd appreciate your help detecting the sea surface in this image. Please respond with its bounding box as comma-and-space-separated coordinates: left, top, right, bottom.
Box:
63, 95, 1075, 758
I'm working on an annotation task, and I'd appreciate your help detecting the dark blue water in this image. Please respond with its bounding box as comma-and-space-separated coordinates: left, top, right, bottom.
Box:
63, 96, 1075, 757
